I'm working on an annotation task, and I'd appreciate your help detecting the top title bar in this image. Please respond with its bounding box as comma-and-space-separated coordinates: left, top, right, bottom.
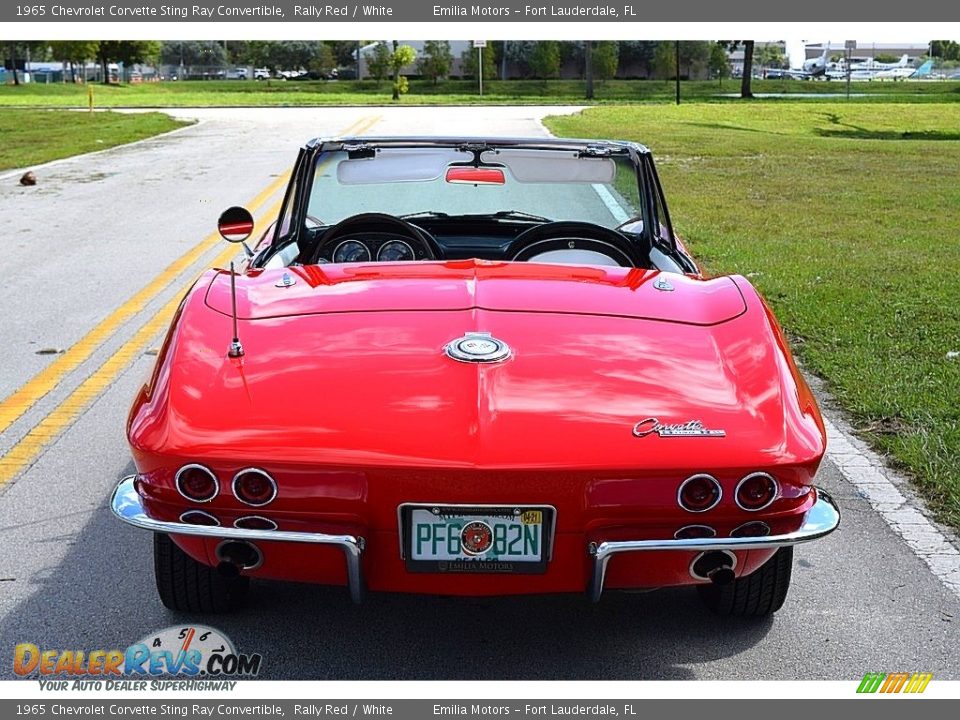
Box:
4, 0, 955, 23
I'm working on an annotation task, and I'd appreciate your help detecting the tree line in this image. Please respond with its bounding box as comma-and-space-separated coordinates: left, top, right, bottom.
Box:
2, 40, 755, 78
15, 40, 948, 100
2, 39, 758, 97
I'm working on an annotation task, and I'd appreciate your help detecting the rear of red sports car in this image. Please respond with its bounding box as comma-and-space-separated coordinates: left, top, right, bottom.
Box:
111, 137, 839, 617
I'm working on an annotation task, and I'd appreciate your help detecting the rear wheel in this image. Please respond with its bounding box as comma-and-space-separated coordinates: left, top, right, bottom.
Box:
696, 547, 793, 617
154, 533, 249, 613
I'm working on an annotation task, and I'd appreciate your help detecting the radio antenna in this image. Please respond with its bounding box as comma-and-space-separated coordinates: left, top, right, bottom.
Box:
227, 262, 244, 358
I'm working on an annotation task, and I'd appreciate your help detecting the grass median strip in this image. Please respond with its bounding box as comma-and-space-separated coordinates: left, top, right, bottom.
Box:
0, 109, 190, 171
545, 102, 960, 530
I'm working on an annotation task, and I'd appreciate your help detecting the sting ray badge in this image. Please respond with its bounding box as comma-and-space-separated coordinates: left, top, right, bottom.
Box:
444, 332, 511, 363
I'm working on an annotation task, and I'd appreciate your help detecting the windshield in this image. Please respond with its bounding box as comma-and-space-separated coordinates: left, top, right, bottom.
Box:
303, 146, 642, 230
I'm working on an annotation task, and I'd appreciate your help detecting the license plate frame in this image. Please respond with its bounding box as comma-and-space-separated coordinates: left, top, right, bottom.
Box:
399, 504, 555, 574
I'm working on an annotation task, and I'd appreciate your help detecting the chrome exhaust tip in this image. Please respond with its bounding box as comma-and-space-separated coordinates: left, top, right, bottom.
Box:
215, 540, 263, 571
690, 550, 737, 584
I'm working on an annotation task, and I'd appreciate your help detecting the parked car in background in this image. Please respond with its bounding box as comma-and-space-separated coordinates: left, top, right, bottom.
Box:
254, 67, 271, 80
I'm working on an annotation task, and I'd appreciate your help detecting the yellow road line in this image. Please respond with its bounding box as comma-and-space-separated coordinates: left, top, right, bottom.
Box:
349, 114, 383, 136
0, 114, 381, 488
0, 172, 289, 433
0, 197, 285, 487
0, 113, 380, 437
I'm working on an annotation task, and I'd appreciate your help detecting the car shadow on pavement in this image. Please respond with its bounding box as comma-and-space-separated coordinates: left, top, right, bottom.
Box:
0, 467, 773, 681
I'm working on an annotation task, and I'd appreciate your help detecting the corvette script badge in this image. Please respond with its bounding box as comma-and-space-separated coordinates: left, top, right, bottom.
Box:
632, 418, 726, 438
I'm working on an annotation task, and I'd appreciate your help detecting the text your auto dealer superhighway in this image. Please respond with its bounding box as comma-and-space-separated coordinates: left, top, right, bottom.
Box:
47, 4, 284, 17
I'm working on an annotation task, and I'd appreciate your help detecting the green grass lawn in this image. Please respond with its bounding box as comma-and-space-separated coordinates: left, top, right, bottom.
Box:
546, 103, 960, 530
3, 78, 960, 107
0, 109, 189, 171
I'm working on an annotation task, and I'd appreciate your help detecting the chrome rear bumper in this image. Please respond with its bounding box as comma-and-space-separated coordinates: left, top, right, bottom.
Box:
587, 488, 840, 602
110, 475, 366, 604
113, 475, 838, 606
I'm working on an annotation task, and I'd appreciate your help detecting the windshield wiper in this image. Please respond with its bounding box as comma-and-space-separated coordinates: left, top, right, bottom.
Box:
399, 210, 449, 219
490, 210, 552, 222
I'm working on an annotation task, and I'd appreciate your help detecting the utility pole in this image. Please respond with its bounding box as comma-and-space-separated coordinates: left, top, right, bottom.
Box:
474, 40, 487, 96
675, 40, 681, 105
845, 40, 855, 100
585, 41, 594, 100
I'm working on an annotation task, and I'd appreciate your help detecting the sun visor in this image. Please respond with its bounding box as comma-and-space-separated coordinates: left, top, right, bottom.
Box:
337, 148, 473, 184
484, 149, 617, 184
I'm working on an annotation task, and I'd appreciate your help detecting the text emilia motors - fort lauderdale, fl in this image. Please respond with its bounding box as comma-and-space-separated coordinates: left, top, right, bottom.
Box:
15, 3, 638, 18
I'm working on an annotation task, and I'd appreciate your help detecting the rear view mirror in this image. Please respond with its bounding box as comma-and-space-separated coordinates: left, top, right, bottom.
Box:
445, 167, 505, 186
218, 206, 255, 243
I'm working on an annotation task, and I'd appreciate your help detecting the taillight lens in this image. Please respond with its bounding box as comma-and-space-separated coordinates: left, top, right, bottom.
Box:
180, 510, 220, 526
674, 524, 716, 539
736, 472, 778, 511
175, 465, 218, 502
232, 469, 277, 506
234, 515, 277, 530
678, 474, 722, 512
731, 521, 771, 538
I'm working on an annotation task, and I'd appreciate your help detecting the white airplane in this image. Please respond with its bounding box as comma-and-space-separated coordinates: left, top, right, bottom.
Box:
825, 53, 916, 81
773, 47, 830, 79
850, 54, 911, 71
875, 59, 934, 80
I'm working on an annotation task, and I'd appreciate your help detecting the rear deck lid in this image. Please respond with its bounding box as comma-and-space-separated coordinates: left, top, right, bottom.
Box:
205, 260, 746, 326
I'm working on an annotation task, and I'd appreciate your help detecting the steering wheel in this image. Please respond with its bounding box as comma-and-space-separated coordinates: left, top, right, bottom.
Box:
311, 212, 441, 263
506, 221, 644, 268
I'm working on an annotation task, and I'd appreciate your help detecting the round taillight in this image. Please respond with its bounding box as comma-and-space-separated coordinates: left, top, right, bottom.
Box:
180, 510, 220, 526
175, 464, 218, 503
677, 474, 722, 513
234, 515, 278, 531
731, 521, 771, 538
232, 469, 277, 507
674, 524, 716, 540
736, 472, 779, 511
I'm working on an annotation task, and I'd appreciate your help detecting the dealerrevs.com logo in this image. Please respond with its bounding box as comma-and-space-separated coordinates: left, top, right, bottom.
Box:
14, 625, 262, 690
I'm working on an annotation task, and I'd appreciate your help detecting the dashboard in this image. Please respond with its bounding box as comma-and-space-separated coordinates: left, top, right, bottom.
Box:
321, 233, 431, 264
273, 215, 687, 272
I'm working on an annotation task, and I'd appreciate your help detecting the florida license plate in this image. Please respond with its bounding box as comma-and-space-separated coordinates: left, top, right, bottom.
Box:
402, 505, 552, 574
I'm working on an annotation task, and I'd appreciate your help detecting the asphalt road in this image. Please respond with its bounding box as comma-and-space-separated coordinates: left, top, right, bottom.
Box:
0, 107, 958, 681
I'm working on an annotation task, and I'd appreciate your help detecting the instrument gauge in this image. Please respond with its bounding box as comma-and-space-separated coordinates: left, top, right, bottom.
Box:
332, 240, 371, 264
377, 239, 416, 262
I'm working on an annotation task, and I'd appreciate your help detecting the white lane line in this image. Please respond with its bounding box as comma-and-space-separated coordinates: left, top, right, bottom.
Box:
591, 183, 630, 224
824, 415, 960, 599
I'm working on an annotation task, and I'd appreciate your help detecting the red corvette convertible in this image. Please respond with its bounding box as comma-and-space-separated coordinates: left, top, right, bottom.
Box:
111, 136, 839, 616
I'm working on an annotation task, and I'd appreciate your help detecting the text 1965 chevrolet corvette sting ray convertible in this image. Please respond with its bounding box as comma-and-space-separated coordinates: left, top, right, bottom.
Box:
111, 136, 839, 616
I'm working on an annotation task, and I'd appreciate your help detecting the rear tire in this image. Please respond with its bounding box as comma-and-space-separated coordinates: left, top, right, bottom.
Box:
696, 547, 793, 617
154, 533, 249, 613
